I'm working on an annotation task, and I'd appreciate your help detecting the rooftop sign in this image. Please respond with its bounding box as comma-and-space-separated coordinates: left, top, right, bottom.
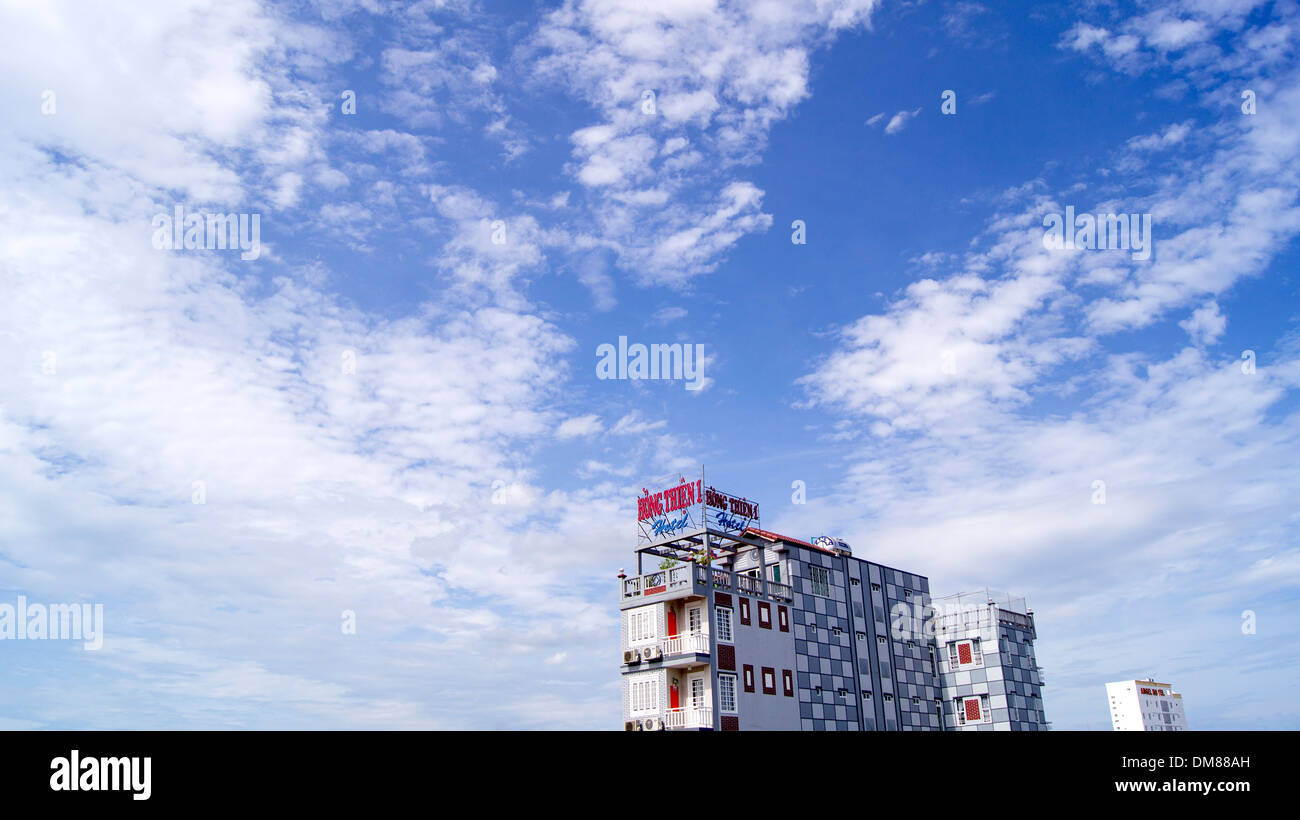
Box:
636, 469, 759, 548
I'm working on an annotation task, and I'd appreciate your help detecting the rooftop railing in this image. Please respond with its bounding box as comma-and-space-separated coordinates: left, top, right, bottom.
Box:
621, 565, 792, 603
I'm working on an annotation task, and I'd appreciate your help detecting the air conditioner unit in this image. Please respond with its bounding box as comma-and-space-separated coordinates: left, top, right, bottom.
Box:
643, 716, 663, 731
623, 648, 641, 664
642, 645, 662, 660
624, 720, 642, 731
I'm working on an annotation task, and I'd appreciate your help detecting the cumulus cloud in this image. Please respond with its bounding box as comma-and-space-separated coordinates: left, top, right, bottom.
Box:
528, 0, 880, 285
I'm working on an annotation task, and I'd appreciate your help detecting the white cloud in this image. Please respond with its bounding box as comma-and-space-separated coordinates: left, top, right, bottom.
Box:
884, 107, 921, 135
556, 414, 605, 439
530, 0, 880, 285
1179, 300, 1227, 345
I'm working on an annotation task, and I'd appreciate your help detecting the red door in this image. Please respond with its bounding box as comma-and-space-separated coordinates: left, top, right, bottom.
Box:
670, 678, 680, 709
667, 609, 678, 638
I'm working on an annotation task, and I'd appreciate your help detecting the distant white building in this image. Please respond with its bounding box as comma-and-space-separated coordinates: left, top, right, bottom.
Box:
1106, 679, 1188, 731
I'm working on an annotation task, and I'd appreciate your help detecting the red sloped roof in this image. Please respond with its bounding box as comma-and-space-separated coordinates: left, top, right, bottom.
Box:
743, 526, 834, 554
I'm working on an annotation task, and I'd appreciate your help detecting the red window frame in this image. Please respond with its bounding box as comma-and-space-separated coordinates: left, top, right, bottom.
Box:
758, 601, 771, 630
743, 664, 755, 693
761, 666, 777, 695
739, 598, 751, 626
782, 669, 794, 697
777, 605, 789, 632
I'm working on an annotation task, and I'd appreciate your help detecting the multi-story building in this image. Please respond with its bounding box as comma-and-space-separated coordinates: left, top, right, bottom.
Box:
619, 472, 1048, 731
1106, 679, 1188, 731
933, 591, 1048, 731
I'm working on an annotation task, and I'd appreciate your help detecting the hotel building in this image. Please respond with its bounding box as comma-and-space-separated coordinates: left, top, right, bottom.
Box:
619, 473, 1049, 731
1106, 679, 1188, 731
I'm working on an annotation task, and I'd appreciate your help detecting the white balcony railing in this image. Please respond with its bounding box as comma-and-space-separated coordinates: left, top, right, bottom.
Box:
622, 565, 789, 602
662, 632, 710, 656
622, 565, 697, 599
664, 707, 713, 729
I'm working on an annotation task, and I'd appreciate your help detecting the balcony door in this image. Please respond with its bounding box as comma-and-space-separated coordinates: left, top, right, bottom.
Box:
667, 607, 678, 639
688, 674, 706, 708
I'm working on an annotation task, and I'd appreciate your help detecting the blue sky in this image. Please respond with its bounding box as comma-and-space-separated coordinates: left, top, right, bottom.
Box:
1, 0, 1298, 730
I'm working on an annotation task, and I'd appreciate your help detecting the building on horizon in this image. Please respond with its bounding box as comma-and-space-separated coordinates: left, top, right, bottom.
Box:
1106, 679, 1188, 731
932, 590, 1048, 731
619, 470, 1049, 731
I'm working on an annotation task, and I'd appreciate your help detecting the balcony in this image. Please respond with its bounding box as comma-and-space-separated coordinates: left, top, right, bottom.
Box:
621, 564, 792, 605
664, 707, 713, 730
622, 564, 708, 603
768, 580, 793, 601
662, 632, 710, 666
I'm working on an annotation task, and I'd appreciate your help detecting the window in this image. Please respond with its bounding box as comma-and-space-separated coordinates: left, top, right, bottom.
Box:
861, 690, 872, 700
690, 677, 705, 707
871, 582, 881, 592
955, 695, 990, 725
904, 589, 912, 598
739, 598, 751, 626
957, 697, 974, 723
778, 605, 789, 633
762, 667, 776, 695
856, 631, 866, 641
832, 626, 842, 637
837, 689, 849, 699
883, 693, 893, 702
627, 607, 657, 644
629, 678, 659, 715
809, 565, 831, 597
948, 638, 982, 668
715, 607, 733, 642
719, 674, 737, 713
782, 669, 794, 697
743, 664, 755, 693
758, 602, 771, 629
877, 635, 886, 644
688, 606, 702, 635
